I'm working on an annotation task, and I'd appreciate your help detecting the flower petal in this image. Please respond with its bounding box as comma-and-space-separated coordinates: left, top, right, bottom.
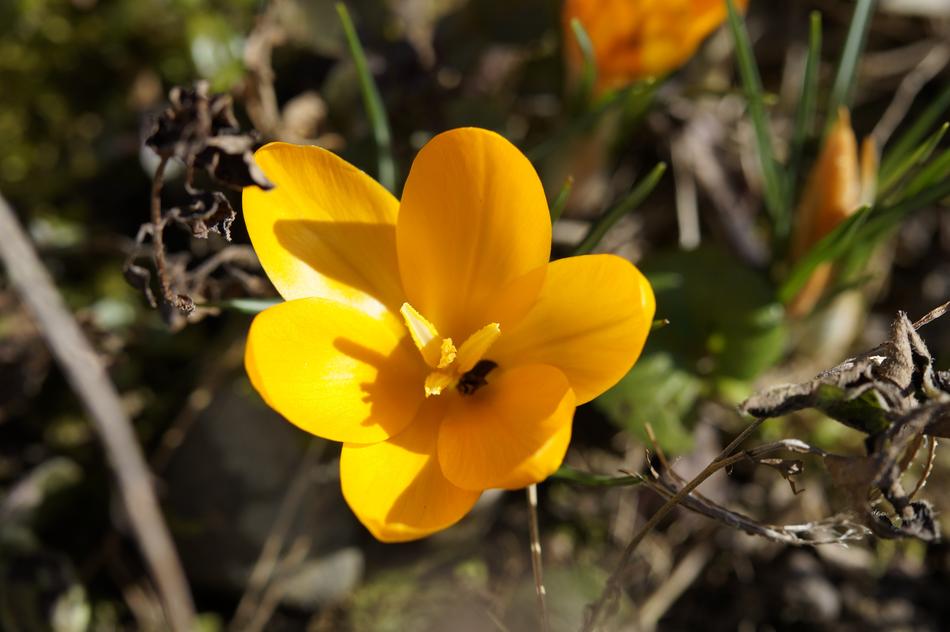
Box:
438, 364, 575, 491
396, 128, 551, 340
340, 399, 481, 542
245, 298, 425, 443
243, 142, 403, 316
491, 254, 655, 404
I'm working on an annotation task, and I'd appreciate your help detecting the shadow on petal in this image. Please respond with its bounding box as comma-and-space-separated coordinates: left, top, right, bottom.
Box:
274, 219, 403, 312
333, 336, 426, 432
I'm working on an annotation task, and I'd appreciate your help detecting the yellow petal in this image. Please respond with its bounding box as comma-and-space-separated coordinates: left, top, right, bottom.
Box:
340, 399, 481, 542
396, 128, 551, 341
491, 254, 655, 404
243, 142, 403, 317
245, 298, 425, 443
438, 365, 575, 491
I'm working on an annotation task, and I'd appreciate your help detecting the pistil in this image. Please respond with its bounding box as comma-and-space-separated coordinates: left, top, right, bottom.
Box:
400, 302, 501, 397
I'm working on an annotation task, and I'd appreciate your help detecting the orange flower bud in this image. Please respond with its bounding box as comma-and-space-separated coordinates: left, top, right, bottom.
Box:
788, 108, 878, 316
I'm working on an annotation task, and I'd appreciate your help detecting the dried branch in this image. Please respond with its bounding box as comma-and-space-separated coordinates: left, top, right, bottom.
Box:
580, 418, 766, 632
0, 191, 195, 631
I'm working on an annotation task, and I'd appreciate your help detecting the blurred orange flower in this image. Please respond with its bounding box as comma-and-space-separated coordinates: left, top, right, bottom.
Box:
242, 128, 655, 541
563, 0, 749, 93
789, 108, 878, 316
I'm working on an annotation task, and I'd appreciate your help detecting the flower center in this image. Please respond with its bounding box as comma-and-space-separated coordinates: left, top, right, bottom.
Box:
400, 302, 500, 397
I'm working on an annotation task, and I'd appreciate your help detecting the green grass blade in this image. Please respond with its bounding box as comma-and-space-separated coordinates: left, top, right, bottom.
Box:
878, 122, 948, 196
879, 83, 950, 180
725, 0, 788, 238
778, 205, 872, 303
573, 162, 667, 255
901, 145, 950, 199
779, 175, 950, 303
825, 0, 876, 127
570, 18, 598, 108
552, 465, 642, 487
860, 176, 950, 242
787, 11, 822, 198
549, 176, 574, 223
336, 3, 397, 192
202, 298, 281, 314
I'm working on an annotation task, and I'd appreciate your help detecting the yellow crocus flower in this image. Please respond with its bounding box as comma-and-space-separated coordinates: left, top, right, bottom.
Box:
563, 0, 749, 92
242, 128, 655, 541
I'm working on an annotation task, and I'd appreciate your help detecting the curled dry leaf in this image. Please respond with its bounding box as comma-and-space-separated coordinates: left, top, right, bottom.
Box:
740, 306, 950, 541
127, 82, 274, 327
145, 82, 272, 191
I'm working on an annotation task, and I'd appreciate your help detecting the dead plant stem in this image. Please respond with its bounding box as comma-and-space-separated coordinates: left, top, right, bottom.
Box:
580, 417, 765, 632
527, 483, 550, 632
0, 191, 195, 631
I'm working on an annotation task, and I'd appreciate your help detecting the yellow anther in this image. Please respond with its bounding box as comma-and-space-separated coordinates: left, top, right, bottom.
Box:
424, 371, 454, 398
438, 338, 457, 369
400, 302, 443, 368
456, 322, 501, 373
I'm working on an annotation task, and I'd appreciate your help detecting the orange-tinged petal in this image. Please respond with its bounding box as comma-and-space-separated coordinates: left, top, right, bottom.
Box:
243, 142, 403, 316
340, 399, 481, 542
438, 365, 575, 491
491, 254, 655, 405
396, 128, 551, 341
792, 108, 861, 260
788, 108, 876, 317
563, 0, 748, 92
245, 298, 425, 443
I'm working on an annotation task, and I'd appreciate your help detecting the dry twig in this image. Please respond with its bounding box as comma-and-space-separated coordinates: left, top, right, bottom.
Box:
0, 191, 196, 631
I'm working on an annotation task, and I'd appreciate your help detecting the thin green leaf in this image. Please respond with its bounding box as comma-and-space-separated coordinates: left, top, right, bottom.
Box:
880, 83, 950, 180
552, 465, 642, 487
860, 176, 950, 242
570, 18, 598, 108
901, 145, 950, 199
825, 0, 876, 127
549, 176, 574, 223
787, 11, 822, 199
778, 205, 872, 304
336, 3, 397, 192
202, 298, 281, 314
573, 162, 667, 255
780, 176, 950, 304
878, 122, 948, 197
651, 318, 670, 331
725, 0, 788, 238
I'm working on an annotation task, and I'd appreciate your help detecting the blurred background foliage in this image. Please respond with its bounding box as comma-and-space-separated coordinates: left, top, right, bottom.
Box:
1, 0, 949, 630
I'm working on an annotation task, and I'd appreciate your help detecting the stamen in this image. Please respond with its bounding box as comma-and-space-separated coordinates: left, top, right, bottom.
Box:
456, 322, 501, 373
424, 371, 454, 398
400, 302, 443, 368
437, 338, 457, 369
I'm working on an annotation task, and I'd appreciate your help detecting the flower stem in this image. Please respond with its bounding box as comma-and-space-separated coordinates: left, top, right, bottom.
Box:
526, 484, 550, 632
